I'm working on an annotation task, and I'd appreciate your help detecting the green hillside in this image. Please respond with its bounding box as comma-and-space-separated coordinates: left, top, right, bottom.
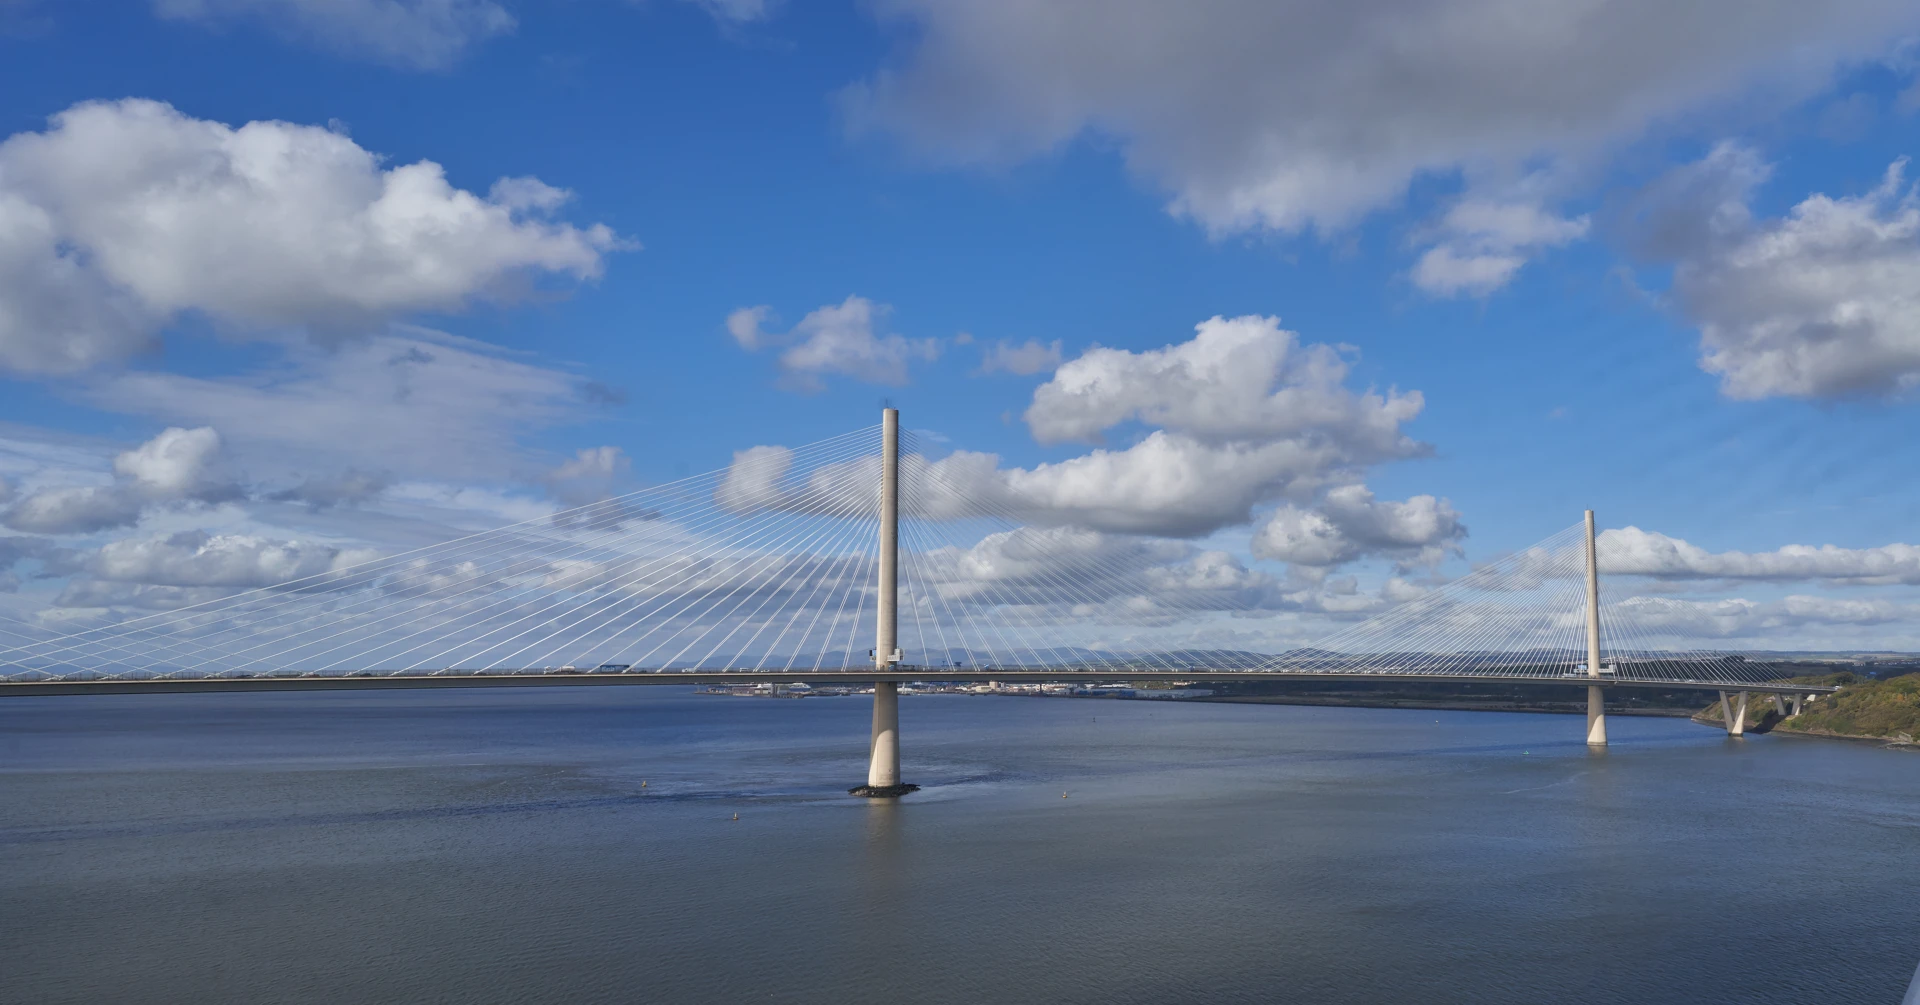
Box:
1699, 672, 1920, 742
1779, 672, 1920, 742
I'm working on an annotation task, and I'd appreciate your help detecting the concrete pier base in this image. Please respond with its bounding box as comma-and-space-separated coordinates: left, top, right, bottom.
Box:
849, 681, 916, 798
1772, 693, 1787, 716
1585, 685, 1606, 746
850, 783, 919, 798
1791, 694, 1805, 717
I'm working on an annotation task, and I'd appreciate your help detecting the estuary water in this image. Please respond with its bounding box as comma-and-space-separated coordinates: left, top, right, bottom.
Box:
2, 688, 1916, 1004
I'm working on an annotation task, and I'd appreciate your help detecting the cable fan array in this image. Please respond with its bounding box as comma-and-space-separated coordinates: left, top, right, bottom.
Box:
1248, 522, 1779, 684
0, 422, 1781, 686
885, 428, 1275, 673
891, 464, 1775, 684
1, 426, 890, 681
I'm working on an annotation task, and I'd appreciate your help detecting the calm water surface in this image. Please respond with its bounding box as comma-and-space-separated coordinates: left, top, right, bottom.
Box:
2, 688, 1916, 1004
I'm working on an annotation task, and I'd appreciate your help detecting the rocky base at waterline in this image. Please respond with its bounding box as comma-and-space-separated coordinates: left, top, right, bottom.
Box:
849, 783, 919, 798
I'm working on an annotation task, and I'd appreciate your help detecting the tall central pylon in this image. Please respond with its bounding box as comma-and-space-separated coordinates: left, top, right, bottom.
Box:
853, 407, 915, 796
1584, 509, 1607, 747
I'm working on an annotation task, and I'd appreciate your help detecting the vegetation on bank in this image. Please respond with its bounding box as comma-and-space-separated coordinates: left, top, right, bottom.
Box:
1695, 672, 1920, 743
1778, 673, 1920, 742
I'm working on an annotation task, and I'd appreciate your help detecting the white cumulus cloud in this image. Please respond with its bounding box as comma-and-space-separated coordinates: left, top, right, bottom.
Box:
1411, 198, 1590, 297
1613, 594, 1920, 640
914, 525, 1284, 623
0, 99, 625, 374
988, 434, 1379, 537
846, 0, 1920, 238
1024, 314, 1421, 451
725, 296, 939, 391
725, 305, 776, 350
87, 529, 379, 588
0, 486, 146, 536
1631, 144, 1920, 399
112, 426, 240, 502
715, 445, 800, 515
721, 315, 1431, 539
1599, 526, 1920, 585
543, 445, 641, 529
1254, 484, 1466, 571
1, 426, 238, 535
722, 433, 1416, 539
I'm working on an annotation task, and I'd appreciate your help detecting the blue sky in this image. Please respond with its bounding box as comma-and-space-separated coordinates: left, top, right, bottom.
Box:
2, 0, 1920, 652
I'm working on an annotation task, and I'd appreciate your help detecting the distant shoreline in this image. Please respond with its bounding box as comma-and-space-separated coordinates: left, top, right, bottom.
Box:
1097, 693, 1919, 744
1182, 694, 1695, 717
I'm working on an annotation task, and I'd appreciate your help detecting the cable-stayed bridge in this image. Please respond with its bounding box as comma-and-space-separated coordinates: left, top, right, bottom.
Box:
0, 409, 1835, 794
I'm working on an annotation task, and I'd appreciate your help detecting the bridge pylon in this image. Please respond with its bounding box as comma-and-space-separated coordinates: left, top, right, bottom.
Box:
852, 406, 916, 797
1585, 509, 1607, 747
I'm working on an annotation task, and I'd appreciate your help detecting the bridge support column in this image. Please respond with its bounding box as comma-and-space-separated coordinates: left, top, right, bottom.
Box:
864, 681, 902, 788
852, 407, 916, 798
1583, 510, 1606, 746
1718, 690, 1747, 736
1772, 693, 1787, 716
1791, 694, 1804, 717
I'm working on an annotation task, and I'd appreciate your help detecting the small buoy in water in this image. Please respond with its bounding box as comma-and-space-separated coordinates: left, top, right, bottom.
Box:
732, 812, 739, 820
641, 780, 647, 788
1062, 793, 1068, 799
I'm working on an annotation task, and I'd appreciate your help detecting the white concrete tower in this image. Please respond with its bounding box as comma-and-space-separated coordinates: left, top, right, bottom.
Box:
857, 407, 912, 795
1584, 509, 1607, 746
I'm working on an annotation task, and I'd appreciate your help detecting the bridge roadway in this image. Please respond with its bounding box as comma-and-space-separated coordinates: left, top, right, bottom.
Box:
0, 668, 1839, 697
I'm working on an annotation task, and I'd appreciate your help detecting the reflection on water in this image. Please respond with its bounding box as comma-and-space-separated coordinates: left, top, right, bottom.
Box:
2, 688, 1916, 1004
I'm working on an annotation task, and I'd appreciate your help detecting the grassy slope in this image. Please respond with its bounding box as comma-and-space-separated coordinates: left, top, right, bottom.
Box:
1779, 672, 1920, 741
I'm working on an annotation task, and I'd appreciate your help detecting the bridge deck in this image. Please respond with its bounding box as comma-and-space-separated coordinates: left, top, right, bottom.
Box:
0, 670, 1839, 697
